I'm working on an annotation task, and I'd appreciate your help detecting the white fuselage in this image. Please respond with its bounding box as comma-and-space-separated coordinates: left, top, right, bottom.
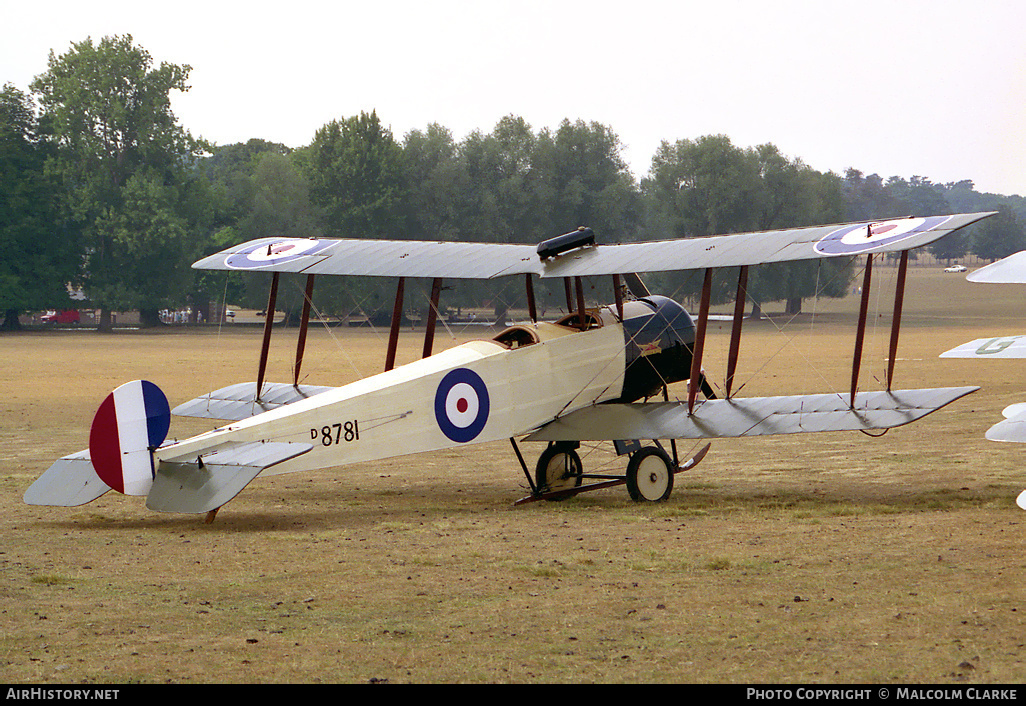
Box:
154, 320, 627, 476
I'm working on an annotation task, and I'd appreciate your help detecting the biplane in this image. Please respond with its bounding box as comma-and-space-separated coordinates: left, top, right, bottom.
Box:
25, 212, 994, 520
940, 249, 1026, 508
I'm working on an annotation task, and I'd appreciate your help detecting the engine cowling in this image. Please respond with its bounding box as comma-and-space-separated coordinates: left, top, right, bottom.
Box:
616, 295, 696, 402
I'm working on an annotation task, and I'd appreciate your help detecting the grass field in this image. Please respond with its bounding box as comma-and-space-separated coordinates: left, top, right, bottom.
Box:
2, 264, 1025, 684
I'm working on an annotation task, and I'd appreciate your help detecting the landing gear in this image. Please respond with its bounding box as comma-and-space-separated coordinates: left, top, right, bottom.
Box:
625, 446, 674, 502
535, 442, 582, 499
514, 439, 710, 506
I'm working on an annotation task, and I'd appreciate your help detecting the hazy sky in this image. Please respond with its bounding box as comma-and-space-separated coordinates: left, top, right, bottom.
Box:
5, 0, 1025, 196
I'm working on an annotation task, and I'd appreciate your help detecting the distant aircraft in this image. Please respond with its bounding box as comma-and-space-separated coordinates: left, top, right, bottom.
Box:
940, 249, 1026, 509
25, 213, 992, 521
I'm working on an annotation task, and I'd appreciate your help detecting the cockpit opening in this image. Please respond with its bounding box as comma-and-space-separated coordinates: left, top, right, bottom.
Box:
554, 310, 604, 330
492, 325, 540, 349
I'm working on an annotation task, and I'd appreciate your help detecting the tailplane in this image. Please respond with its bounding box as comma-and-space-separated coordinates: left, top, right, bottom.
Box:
24, 380, 170, 506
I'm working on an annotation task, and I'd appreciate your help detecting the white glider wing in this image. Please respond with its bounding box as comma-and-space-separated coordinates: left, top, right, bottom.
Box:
984, 403, 1026, 443
940, 335, 1026, 359
968, 250, 1026, 283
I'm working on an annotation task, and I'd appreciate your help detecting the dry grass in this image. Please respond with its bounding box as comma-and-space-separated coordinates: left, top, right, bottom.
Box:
2, 264, 1025, 683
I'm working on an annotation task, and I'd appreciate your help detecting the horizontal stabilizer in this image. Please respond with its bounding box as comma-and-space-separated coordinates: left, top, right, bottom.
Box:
146, 441, 313, 514
172, 382, 338, 421
23, 450, 111, 507
525, 387, 978, 441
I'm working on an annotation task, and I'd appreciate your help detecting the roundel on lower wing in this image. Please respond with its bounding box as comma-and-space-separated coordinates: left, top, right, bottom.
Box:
434, 368, 490, 443
88, 380, 171, 496
224, 238, 335, 269
814, 215, 952, 256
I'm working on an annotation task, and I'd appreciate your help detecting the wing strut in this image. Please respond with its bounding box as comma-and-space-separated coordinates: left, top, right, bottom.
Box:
688, 268, 714, 413
886, 250, 909, 390
385, 277, 405, 372
525, 275, 538, 323
574, 276, 587, 330
293, 274, 316, 386
725, 265, 749, 398
422, 278, 443, 358
257, 272, 280, 400
850, 254, 874, 407
613, 274, 624, 320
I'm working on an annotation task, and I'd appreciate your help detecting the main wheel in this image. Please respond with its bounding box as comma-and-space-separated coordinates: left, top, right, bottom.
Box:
535, 444, 583, 499
626, 446, 674, 502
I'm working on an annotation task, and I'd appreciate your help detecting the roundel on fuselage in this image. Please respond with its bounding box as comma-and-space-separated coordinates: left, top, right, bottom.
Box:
434, 368, 490, 443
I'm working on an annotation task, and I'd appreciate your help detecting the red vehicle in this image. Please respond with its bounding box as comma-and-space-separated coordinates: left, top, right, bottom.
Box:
39, 310, 80, 324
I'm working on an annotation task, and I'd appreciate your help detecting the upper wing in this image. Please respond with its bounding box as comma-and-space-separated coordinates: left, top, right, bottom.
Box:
968, 250, 1026, 283
192, 212, 994, 279
524, 387, 978, 441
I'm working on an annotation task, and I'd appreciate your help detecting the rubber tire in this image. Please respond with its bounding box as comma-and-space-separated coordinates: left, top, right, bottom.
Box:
626, 446, 674, 502
535, 445, 583, 500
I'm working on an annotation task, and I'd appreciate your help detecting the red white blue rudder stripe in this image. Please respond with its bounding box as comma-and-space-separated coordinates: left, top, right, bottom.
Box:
88, 380, 171, 496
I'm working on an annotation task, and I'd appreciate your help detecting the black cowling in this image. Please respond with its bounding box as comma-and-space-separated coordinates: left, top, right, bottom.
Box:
616, 295, 696, 402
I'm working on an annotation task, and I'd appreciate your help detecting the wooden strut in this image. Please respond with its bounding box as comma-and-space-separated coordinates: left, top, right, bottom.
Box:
613, 273, 623, 320
526, 274, 537, 323
575, 276, 587, 330
256, 272, 279, 401
725, 265, 748, 398
850, 254, 874, 407
563, 278, 573, 313
886, 250, 909, 391
385, 277, 405, 372
663, 385, 678, 466
688, 268, 713, 414
422, 278, 443, 358
293, 274, 316, 387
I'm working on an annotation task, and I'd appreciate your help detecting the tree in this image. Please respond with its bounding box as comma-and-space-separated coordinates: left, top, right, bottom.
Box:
972, 205, 1025, 261
643, 136, 847, 314
0, 84, 75, 329
402, 123, 461, 241
645, 134, 763, 240
240, 152, 322, 241
533, 119, 640, 243
31, 35, 206, 330
747, 145, 847, 314
305, 110, 406, 239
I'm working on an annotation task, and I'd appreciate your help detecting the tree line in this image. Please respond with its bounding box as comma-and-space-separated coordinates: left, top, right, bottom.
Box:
3, 35, 1024, 331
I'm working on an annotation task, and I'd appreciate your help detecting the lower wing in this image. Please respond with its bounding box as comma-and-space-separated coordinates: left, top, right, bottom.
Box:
525, 387, 978, 441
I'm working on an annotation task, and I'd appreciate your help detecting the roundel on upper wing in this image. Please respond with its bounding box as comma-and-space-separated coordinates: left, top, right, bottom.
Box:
814, 215, 953, 256
434, 368, 490, 443
224, 238, 335, 269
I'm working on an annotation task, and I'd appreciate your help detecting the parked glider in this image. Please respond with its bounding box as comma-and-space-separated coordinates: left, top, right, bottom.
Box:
940, 249, 1026, 508
26, 213, 993, 520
